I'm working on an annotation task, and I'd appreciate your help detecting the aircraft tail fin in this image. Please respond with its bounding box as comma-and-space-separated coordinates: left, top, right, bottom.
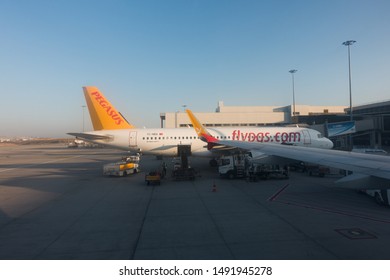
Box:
185, 109, 218, 148
83, 86, 134, 130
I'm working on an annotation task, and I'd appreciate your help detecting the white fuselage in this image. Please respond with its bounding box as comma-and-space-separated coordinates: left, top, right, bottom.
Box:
84, 126, 333, 157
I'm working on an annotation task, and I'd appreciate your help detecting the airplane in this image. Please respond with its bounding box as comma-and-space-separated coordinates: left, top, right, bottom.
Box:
68, 86, 333, 160
186, 109, 390, 189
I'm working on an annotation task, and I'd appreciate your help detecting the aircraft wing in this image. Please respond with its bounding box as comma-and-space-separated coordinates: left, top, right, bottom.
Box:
216, 139, 390, 180
67, 132, 113, 141
185, 109, 390, 188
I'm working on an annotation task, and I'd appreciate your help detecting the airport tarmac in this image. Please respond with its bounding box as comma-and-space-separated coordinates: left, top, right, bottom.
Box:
0, 144, 390, 260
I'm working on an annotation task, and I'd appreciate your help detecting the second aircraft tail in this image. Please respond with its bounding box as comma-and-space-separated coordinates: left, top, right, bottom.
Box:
186, 109, 218, 144
83, 86, 134, 130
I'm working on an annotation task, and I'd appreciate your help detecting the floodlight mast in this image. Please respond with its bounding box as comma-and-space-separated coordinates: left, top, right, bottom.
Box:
342, 40, 356, 121
289, 69, 298, 122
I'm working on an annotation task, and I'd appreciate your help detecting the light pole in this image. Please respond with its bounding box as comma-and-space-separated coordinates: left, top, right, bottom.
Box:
289, 69, 298, 122
342, 40, 356, 121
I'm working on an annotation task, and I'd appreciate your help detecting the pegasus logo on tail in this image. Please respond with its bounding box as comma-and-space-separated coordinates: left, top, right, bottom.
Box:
83, 86, 134, 130
90, 91, 124, 125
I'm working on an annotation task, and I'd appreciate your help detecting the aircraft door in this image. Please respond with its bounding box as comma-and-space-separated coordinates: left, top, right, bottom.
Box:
302, 130, 311, 145
129, 131, 137, 147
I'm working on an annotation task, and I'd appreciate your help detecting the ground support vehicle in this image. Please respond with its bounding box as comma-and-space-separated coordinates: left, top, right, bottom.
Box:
219, 154, 289, 180
103, 154, 140, 177
172, 168, 196, 181
103, 161, 139, 177
122, 154, 140, 163
145, 172, 161, 185
170, 144, 197, 181
218, 154, 247, 179
246, 164, 289, 181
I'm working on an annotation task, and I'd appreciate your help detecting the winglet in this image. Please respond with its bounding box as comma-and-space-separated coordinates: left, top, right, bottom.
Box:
185, 109, 218, 148
83, 86, 135, 130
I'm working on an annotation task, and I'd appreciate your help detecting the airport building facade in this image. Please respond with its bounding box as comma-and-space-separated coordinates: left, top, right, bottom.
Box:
160, 101, 346, 128
160, 100, 390, 151
348, 100, 390, 149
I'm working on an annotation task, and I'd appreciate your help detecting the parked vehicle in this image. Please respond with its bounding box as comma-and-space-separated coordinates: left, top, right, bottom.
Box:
103, 154, 140, 177
145, 171, 161, 185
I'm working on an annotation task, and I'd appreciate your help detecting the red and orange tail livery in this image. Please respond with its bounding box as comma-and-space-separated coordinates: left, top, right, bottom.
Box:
83, 86, 134, 130
185, 109, 218, 144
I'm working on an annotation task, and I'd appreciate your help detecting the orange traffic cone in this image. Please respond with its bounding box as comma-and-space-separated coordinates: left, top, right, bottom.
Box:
212, 182, 217, 192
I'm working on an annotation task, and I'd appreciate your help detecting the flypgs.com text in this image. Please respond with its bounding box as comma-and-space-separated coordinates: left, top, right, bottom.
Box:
231, 130, 301, 143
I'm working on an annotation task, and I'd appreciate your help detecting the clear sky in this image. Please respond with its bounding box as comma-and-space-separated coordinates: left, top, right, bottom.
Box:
1, 0, 390, 137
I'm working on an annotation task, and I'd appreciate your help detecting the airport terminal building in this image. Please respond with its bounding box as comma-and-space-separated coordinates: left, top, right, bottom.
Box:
161, 101, 346, 127
160, 100, 390, 150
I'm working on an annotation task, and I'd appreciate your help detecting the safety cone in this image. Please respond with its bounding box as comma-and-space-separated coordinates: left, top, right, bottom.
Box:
212, 182, 217, 192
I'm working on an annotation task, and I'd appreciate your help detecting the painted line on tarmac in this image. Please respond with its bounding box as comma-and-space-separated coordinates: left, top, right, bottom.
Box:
268, 183, 290, 201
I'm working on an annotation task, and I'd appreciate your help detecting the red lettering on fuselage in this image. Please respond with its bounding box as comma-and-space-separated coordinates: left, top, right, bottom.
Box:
231, 130, 301, 143
91, 91, 123, 125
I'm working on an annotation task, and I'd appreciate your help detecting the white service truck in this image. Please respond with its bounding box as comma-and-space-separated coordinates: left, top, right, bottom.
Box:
103, 155, 140, 177
218, 154, 247, 179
